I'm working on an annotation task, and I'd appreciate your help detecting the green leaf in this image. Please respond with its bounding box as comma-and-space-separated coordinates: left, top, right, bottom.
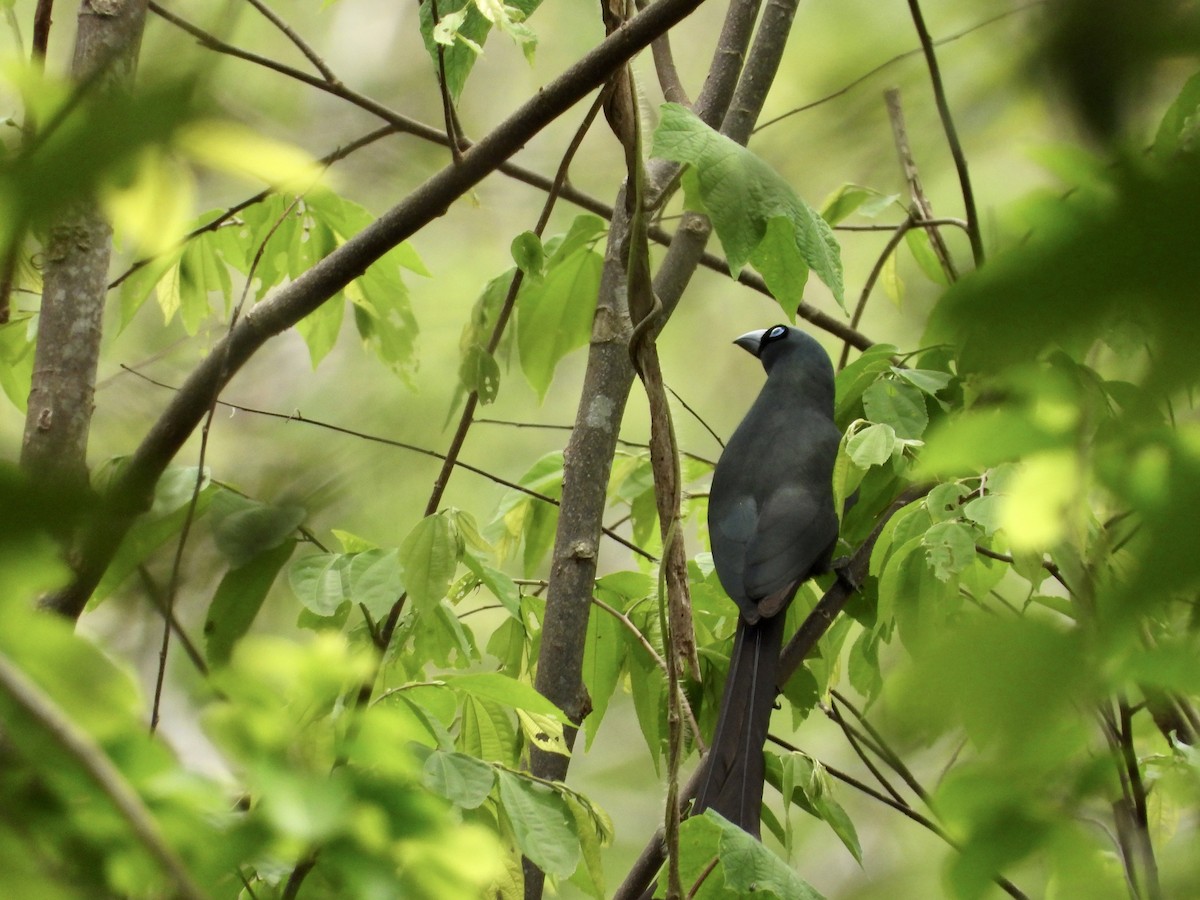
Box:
205, 540, 296, 666
783, 752, 863, 864
399, 513, 461, 610
0, 316, 35, 411
904, 227, 950, 285
564, 791, 610, 899
819, 183, 899, 225
349, 254, 419, 382
209, 493, 306, 567
489, 452, 563, 575
651, 102, 843, 307
963, 494, 1003, 533
846, 422, 896, 468
288, 552, 352, 616
923, 520, 977, 582
496, 770, 580, 879
581, 592, 627, 749
177, 119, 322, 192
708, 810, 825, 899
749, 215, 811, 320
863, 378, 928, 440
625, 608, 665, 771
544, 214, 606, 262
422, 750, 495, 809
459, 344, 501, 404
893, 366, 953, 396
92, 467, 217, 603
516, 245, 602, 400
510, 230, 545, 278
444, 672, 567, 722
333, 529, 377, 553
118, 250, 180, 331
418, 0, 544, 102
461, 551, 521, 617
459, 695, 517, 765
834, 343, 898, 423
295, 296, 345, 368
916, 408, 1067, 478
848, 627, 882, 700
832, 439, 866, 523
346, 548, 403, 618
925, 482, 969, 522
880, 251, 904, 305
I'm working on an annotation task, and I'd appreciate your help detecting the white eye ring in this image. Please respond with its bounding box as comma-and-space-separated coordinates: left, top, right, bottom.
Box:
767, 325, 786, 339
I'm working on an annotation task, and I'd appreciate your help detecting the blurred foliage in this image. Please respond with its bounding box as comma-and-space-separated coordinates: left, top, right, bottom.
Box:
2, 1, 1200, 899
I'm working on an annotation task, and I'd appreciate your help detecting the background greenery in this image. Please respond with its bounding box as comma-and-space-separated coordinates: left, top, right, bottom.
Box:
1, 0, 1198, 898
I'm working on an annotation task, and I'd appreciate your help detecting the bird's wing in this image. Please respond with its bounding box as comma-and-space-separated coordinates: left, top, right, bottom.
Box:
709, 493, 758, 616
743, 483, 836, 606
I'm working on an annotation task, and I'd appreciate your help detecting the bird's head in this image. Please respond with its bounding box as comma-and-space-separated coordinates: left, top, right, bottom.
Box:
732, 324, 830, 376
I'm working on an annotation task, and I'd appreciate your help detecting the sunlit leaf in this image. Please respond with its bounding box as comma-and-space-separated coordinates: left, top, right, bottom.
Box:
177, 120, 323, 191
399, 513, 461, 610
863, 378, 927, 440
288, 553, 352, 616
516, 244, 602, 401
651, 103, 843, 308
496, 770, 580, 879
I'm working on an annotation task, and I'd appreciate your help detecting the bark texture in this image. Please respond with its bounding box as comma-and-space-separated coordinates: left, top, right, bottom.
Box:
21, 0, 149, 490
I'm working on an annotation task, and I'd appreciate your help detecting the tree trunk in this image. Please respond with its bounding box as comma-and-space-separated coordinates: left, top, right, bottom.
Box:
21, 0, 148, 492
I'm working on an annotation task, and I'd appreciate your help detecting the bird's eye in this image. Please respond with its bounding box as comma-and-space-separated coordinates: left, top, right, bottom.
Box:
765, 325, 787, 340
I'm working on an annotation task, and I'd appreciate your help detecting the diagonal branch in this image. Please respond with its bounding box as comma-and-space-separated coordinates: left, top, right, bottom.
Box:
906, 0, 984, 267
42, 0, 710, 621
0, 651, 209, 900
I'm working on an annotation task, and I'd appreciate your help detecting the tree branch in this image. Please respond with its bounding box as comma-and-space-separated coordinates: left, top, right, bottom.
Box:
0, 650, 209, 900
905, 0, 984, 266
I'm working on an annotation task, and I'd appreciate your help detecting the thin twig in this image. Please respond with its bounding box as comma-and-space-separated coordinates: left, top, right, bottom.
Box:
822, 698, 908, 807
475, 417, 717, 466
149, 192, 302, 733
837, 214, 915, 370
754, 3, 1043, 133
974, 544, 1074, 595
118, 367, 657, 563
685, 856, 720, 899
767, 733, 1030, 900
428, 0, 464, 164
32, 0, 53, 66
137, 566, 209, 677
905, 0, 984, 266
884, 88, 958, 283
830, 688, 932, 805
835, 218, 968, 233
244, 0, 338, 82
1117, 694, 1163, 900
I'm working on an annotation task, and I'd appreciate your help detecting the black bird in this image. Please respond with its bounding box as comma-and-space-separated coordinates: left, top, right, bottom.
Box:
694, 324, 841, 836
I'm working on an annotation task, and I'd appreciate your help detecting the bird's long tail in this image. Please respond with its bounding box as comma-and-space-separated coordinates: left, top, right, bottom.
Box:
692, 611, 786, 836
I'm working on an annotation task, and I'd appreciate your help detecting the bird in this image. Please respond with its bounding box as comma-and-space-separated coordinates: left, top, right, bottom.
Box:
693, 323, 841, 836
